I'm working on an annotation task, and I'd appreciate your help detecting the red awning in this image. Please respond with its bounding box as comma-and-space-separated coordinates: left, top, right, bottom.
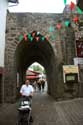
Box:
26, 70, 40, 75
26, 75, 39, 80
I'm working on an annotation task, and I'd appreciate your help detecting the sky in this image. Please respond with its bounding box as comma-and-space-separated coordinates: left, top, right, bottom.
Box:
8, 0, 77, 13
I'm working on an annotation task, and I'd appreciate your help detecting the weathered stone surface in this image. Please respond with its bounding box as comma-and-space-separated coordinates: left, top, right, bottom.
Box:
1, 12, 82, 103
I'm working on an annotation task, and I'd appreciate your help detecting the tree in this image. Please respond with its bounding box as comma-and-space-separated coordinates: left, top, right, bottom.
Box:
32, 65, 43, 73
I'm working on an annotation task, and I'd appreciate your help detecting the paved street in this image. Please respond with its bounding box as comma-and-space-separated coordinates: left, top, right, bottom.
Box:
0, 91, 83, 125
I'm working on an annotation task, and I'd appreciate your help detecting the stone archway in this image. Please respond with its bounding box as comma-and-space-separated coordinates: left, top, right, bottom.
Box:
15, 31, 59, 98
4, 28, 64, 103
3, 12, 81, 103
4, 12, 67, 103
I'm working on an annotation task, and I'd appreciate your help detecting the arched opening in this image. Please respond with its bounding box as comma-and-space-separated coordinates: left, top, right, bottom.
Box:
15, 31, 58, 98
27, 62, 47, 93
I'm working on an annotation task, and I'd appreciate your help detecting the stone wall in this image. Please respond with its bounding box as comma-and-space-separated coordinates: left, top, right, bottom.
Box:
3, 12, 79, 102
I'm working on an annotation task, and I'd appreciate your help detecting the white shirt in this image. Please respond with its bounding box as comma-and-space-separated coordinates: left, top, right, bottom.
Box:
20, 84, 34, 96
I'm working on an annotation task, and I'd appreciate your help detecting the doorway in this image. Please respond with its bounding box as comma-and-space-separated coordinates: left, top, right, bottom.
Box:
15, 31, 58, 98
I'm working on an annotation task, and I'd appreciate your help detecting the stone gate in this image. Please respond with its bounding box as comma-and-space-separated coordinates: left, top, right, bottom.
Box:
1, 12, 81, 103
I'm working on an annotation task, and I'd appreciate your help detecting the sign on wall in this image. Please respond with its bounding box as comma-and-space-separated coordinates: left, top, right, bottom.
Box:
63, 65, 79, 74
74, 57, 83, 65
76, 40, 83, 57
63, 65, 79, 83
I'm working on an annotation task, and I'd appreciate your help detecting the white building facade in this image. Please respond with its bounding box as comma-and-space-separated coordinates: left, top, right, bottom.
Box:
0, 0, 8, 68
0, 0, 18, 103
0, 0, 8, 103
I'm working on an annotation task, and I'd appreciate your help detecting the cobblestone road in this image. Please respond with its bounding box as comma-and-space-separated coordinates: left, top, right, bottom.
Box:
0, 91, 83, 125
